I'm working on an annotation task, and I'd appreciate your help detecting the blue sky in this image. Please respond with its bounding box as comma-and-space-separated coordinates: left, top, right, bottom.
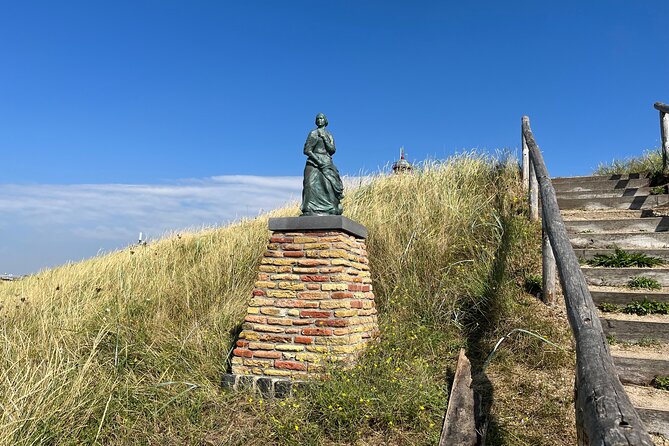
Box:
1, 1, 668, 274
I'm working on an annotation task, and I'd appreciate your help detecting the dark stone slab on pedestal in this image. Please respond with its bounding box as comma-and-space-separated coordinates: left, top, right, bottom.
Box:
269, 215, 368, 239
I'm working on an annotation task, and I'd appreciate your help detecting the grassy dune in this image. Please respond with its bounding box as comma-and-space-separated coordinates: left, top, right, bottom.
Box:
0, 154, 575, 445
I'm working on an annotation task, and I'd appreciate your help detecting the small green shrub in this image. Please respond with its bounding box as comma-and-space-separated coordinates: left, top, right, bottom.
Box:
587, 248, 664, 268
594, 149, 662, 175
524, 274, 542, 296
598, 303, 620, 313
650, 185, 667, 195
652, 375, 669, 391
622, 299, 669, 316
606, 335, 617, 345
627, 277, 662, 290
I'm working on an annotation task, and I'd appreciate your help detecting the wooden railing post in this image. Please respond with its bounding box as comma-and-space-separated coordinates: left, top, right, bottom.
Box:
655, 102, 669, 172
522, 118, 530, 191
541, 205, 557, 305
525, 116, 539, 221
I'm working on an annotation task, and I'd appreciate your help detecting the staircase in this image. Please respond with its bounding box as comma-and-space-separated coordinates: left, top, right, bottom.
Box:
555, 173, 669, 445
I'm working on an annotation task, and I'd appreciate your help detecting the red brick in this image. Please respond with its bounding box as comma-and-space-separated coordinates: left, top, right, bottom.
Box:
252, 289, 267, 296
295, 336, 314, 344
253, 350, 281, 359
297, 291, 328, 299
283, 244, 304, 251
258, 334, 292, 343
284, 251, 305, 258
300, 310, 332, 318
286, 328, 300, 334
244, 315, 266, 324
292, 319, 315, 325
236, 340, 249, 347
270, 237, 293, 243
316, 319, 348, 327
233, 348, 253, 358
348, 284, 366, 292
275, 360, 308, 371
267, 317, 292, 326
350, 300, 363, 308
306, 284, 321, 290
301, 275, 329, 282
331, 292, 354, 299
302, 327, 334, 336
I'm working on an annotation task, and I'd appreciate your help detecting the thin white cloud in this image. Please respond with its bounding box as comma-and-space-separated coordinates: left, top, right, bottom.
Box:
0, 175, 305, 274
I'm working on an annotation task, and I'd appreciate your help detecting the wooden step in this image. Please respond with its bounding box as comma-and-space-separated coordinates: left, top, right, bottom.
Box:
601, 313, 669, 342
557, 187, 656, 199
624, 384, 669, 437
582, 266, 669, 286
575, 248, 669, 262
553, 173, 651, 183
610, 346, 669, 386
566, 217, 669, 234
558, 195, 669, 211
554, 179, 652, 192
590, 287, 669, 305
570, 232, 669, 249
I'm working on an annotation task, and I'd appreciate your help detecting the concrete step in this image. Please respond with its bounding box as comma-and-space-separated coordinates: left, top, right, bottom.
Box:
582, 266, 669, 287
566, 217, 669, 234
610, 345, 669, 386
601, 313, 669, 342
558, 195, 669, 210
570, 232, 669, 249
554, 179, 652, 192
557, 187, 657, 199
623, 384, 669, 437
575, 248, 669, 262
590, 287, 669, 305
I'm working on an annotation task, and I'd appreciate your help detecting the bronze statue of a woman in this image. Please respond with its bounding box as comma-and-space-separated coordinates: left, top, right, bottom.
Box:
300, 113, 344, 215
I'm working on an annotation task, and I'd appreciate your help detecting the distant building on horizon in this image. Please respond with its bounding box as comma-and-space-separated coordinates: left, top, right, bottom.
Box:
392, 147, 413, 174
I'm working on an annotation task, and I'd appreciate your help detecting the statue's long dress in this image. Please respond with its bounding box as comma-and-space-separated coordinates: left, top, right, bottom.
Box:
301, 129, 344, 215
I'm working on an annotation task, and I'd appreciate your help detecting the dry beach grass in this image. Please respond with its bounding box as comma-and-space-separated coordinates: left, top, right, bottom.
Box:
0, 154, 575, 445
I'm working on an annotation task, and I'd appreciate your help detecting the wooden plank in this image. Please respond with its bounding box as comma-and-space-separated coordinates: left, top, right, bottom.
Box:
590, 289, 669, 305
637, 408, 669, 438
529, 161, 539, 221
522, 122, 529, 191
522, 116, 654, 445
575, 248, 669, 262
601, 317, 669, 342
655, 102, 669, 114
439, 349, 478, 446
581, 266, 669, 286
613, 355, 669, 386
542, 213, 557, 305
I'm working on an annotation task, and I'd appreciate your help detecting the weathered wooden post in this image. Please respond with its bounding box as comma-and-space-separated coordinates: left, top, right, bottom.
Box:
655, 102, 669, 172
541, 206, 557, 305
523, 116, 539, 221
522, 117, 530, 191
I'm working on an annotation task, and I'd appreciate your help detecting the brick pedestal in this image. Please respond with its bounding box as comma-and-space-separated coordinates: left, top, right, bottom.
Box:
224, 216, 378, 395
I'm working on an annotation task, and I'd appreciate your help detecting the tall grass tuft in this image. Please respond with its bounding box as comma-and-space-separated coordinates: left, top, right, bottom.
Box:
594, 148, 663, 175
0, 152, 575, 445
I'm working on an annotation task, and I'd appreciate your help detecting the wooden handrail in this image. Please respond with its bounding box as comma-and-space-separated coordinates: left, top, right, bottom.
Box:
654, 102, 669, 113
522, 116, 654, 446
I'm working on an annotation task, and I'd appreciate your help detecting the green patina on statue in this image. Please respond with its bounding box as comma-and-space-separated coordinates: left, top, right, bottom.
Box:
300, 113, 344, 216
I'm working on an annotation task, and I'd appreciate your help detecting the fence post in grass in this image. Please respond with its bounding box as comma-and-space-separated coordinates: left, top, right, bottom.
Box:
655, 102, 669, 172
541, 206, 557, 305
524, 116, 539, 221
522, 117, 530, 191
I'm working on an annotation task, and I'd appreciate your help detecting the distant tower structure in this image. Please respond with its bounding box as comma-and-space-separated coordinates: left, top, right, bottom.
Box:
392, 146, 412, 174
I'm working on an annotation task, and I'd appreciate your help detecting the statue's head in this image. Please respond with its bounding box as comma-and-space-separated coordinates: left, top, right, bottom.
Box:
315, 113, 328, 128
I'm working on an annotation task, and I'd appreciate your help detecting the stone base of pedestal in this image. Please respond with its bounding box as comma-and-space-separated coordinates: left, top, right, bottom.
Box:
227, 216, 378, 387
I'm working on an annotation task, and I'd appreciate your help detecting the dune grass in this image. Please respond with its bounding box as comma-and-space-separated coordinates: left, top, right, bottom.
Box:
594, 148, 663, 175
0, 153, 575, 445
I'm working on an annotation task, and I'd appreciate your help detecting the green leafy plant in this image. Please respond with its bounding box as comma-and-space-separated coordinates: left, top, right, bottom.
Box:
587, 248, 665, 268
622, 299, 669, 316
652, 375, 669, 391
627, 276, 662, 290
650, 185, 667, 195
598, 303, 620, 313
524, 274, 542, 296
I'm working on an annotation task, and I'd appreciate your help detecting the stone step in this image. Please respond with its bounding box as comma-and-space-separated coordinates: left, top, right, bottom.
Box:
557, 195, 669, 210
601, 313, 669, 342
590, 287, 669, 305
557, 188, 659, 199
610, 346, 669, 386
566, 217, 669, 234
570, 232, 669, 249
582, 266, 669, 286
623, 384, 669, 438
554, 179, 652, 192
